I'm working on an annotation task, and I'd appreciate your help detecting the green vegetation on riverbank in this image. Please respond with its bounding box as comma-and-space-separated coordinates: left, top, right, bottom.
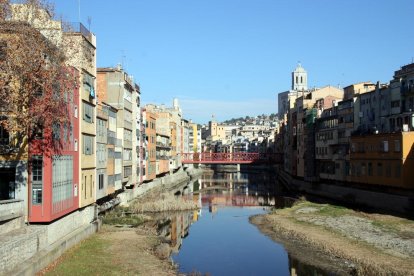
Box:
41, 233, 123, 275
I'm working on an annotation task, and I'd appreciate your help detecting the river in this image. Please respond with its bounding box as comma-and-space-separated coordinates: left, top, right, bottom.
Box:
153, 168, 340, 276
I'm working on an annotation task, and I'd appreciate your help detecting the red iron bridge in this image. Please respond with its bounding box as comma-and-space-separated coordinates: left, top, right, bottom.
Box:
181, 152, 282, 164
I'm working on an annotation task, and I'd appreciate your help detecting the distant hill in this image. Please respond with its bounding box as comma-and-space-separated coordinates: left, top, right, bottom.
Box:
222, 113, 278, 125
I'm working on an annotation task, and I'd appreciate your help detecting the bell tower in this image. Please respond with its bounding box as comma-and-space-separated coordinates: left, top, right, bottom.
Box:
292, 62, 308, 91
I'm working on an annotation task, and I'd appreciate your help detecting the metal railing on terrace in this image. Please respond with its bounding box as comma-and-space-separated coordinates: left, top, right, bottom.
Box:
63, 22, 93, 43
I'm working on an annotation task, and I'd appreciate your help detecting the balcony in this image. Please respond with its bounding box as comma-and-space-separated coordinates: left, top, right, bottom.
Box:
156, 142, 171, 149
124, 99, 132, 111
338, 137, 349, 144
123, 140, 132, 149
107, 131, 122, 147
97, 105, 109, 120
124, 120, 133, 130
156, 155, 170, 160
401, 84, 414, 96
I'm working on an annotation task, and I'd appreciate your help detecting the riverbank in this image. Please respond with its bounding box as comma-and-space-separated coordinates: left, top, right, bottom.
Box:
38, 176, 202, 275
251, 200, 414, 276
38, 225, 177, 276
0, 167, 202, 275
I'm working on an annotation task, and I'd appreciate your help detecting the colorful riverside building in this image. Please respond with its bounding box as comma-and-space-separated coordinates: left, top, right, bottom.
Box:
97, 66, 141, 189
145, 110, 157, 181
28, 70, 80, 222
349, 132, 414, 189
1, 5, 87, 224
64, 23, 97, 208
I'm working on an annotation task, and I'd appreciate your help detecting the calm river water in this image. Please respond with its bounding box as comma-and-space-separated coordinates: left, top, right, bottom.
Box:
155, 168, 338, 276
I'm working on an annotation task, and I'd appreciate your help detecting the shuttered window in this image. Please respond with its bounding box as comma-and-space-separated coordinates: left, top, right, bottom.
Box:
83, 134, 94, 155
83, 101, 94, 123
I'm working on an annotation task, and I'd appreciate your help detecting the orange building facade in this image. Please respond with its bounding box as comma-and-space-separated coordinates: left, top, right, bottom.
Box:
349, 132, 414, 189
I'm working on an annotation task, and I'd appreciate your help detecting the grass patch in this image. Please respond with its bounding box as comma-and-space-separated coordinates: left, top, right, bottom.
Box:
317, 204, 351, 217
102, 207, 149, 227
44, 235, 122, 276
288, 201, 353, 217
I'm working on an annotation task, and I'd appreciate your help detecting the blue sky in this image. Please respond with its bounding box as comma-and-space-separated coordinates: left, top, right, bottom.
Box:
52, 0, 414, 124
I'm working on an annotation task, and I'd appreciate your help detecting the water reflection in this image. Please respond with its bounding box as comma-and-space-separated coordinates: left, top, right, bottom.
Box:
198, 168, 291, 208
151, 169, 339, 276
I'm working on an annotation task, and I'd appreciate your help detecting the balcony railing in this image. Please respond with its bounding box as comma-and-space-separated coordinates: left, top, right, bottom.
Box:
124, 100, 132, 111
123, 140, 132, 148
156, 142, 171, 149
124, 120, 133, 130
97, 105, 109, 119
64, 22, 93, 43
107, 132, 122, 147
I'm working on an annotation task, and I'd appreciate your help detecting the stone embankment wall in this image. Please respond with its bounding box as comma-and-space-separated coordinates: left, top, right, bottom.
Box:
118, 167, 193, 205
1, 205, 97, 276
278, 169, 414, 216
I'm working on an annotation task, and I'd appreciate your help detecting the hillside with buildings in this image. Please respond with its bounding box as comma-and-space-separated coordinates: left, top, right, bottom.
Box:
200, 114, 280, 154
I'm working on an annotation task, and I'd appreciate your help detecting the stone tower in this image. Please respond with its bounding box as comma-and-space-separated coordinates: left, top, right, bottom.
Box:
292, 63, 308, 91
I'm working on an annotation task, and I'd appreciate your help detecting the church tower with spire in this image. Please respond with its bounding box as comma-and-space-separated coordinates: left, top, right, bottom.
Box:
292, 63, 308, 91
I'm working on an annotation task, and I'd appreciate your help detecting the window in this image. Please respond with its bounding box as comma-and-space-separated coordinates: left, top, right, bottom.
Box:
97, 118, 107, 139
98, 174, 104, 190
83, 73, 95, 98
108, 175, 114, 186
124, 129, 132, 142
123, 166, 132, 177
361, 163, 366, 176
394, 140, 401, 152
377, 163, 383, 176
32, 122, 43, 140
97, 143, 107, 164
123, 149, 132, 161
83, 101, 94, 123
381, 140, 389, 152
0, 124, 9, 145
52, 155, 73, 204
395, 164, 401, 178
83, 134, 94, 155
386, 164, 391, 177
0, 41, 6, 61
69, 123, 73, 143
52, 122, 60, 140
391, 100, 400, 108
123, 88, 132, 102
31, 156, 43, 204
368, 162, 373, 176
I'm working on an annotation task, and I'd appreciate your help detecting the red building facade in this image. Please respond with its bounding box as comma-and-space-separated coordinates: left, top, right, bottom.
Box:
28, 69, 80, 223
